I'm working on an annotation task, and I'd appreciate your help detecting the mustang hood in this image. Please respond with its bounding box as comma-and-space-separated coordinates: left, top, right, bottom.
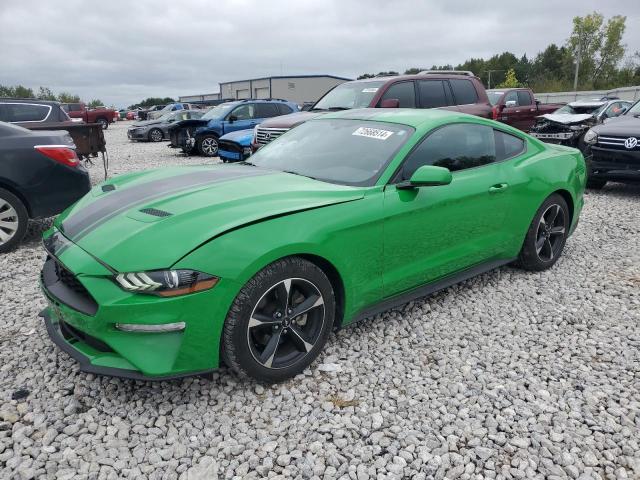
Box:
55, 165, 364, 271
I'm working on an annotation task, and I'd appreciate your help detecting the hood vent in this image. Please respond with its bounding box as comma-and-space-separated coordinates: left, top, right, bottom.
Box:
140, 207, 172, 218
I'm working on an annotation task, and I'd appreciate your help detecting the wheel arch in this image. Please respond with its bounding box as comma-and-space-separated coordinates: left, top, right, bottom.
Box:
0, 179, 31, 217
551, 188, 574, 224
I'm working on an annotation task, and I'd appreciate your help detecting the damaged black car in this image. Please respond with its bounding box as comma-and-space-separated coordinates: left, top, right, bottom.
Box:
530, 99, 631, 149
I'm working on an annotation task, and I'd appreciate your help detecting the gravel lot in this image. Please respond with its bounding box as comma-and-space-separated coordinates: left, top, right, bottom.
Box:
0, 121, 639, 480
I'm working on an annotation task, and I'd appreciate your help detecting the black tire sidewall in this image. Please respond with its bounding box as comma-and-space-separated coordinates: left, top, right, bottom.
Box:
222, 257, 335, 383
517, 193, 569, 271
97, 118, 108, 129
0, 188, 28, 253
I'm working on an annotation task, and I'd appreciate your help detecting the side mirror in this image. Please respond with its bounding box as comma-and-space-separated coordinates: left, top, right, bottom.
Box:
397, 165, 452, 189
380, 98, 400, 108
505, 100, 517, 108
228, 115, 237, 123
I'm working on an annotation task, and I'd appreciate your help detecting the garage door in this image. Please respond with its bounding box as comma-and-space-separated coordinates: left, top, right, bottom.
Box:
236, 89, 250, 99
254, 87, 270, 99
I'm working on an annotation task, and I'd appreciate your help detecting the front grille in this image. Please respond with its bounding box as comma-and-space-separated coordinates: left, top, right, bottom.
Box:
255, 127, 289, 146
54, 261, 89, 296
60, 319, 113, 353
597, 136, 640, 151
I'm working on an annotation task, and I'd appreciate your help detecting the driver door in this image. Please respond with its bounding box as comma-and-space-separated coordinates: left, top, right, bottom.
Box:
382, 123, 512, 297
224, 103, 258, 133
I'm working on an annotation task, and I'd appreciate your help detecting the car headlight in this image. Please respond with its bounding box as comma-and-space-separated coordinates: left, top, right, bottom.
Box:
252, 125, 258, 144
583, 129, 598, 144
243, 146, 252, 155
114, 270, 218, 297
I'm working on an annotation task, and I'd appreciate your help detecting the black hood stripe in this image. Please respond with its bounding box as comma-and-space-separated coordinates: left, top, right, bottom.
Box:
62, 166, 269, 241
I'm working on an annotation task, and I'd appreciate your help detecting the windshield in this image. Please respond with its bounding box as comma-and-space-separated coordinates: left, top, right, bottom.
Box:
626, 101, 640, 115
554, 103, 604, 115
313, 81, 385, 110
249, 119, 413, 186
201, 103, 236, 120
486, 91, 504, 106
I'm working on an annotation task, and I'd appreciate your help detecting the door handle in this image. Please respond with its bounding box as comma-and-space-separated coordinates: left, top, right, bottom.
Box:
488, 183, 508, 193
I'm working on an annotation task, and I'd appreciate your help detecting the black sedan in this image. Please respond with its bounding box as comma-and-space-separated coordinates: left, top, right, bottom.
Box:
0, 122, 91, 252
583, 101, 640, 188
127, 110, 204, 142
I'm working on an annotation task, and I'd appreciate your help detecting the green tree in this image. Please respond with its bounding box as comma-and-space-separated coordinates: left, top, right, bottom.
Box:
57, 92, 81, 103
37, 87, 57, 100
567, 12, 627, 88
88, 99, 104, 108
497, 68, 521, 88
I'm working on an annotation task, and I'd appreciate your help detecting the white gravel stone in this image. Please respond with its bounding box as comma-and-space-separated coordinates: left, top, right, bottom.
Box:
0, 122, 639, 479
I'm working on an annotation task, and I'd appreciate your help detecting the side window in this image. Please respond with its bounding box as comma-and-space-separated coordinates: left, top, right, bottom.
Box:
450, 79, 479, 105
417, 80, 449, 108
606, 102, 627, 118
504, 91, 518, 106
380, 82, 416, 108
399, 124, 496, 179
516, 90, 532, 106
230, 104, 254, 120
255, 103, 281, 118
69, 104, 83, 112
278, 104, 293, 115
4, 104, 51, 122
494, 129, 525, 161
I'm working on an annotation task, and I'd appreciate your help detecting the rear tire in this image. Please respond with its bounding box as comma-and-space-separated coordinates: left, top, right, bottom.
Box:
516, 194, 569, 271
197, 135, 219, 157
0, 188, 28, 254
96, 117, 108, 130
222, 257, 335, 383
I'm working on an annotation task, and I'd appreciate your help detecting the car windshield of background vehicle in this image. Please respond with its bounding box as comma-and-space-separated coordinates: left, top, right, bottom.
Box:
313, 81, 385, 110
554, 104, 602, 115
626, 101, 640, 115
249, 119, 413, 186
486, 91, 504, 105
201, 103, 235, 120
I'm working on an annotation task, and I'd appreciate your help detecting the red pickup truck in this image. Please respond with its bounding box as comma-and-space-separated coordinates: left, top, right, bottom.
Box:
61, 103, 118, 130
486, 88, 564, 132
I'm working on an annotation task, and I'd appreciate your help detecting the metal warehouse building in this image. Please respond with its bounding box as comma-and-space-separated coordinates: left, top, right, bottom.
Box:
218, 75, 350, 104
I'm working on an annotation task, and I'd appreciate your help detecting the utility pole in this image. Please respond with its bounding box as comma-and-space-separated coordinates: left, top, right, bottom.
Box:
486, 70, 505, 89
573, 40, 582, 92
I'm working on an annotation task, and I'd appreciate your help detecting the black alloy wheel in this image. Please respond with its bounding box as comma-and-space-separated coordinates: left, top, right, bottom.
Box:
247, 278, 325, 369
535, 203, 566, 262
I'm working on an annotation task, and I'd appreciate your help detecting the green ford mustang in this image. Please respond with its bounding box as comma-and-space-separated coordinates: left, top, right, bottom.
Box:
40, 109, 586, 382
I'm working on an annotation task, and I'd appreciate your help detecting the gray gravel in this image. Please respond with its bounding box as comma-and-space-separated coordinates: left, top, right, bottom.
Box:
0, 121, 639, 479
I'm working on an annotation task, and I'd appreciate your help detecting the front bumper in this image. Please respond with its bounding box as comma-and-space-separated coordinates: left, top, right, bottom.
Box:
218, 140, 251, 162
127, 129, 147, 140
589, 145, 640, 182
39, 229, 238, 380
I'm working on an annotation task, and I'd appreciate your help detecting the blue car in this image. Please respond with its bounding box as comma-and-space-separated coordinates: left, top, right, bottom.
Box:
167, 99, 298, 157
217, 129, 254, 163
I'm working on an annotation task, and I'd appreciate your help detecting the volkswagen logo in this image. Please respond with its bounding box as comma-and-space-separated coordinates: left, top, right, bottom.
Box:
624, 137, 638, 149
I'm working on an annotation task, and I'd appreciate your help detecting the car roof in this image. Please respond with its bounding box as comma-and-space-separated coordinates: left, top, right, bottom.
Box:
345, 72, 482, 85
0, 97, 62, 106
318, 108, 476, 128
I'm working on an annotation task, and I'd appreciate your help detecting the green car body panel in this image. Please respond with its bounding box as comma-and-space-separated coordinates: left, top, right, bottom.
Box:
41, 109, 586, 379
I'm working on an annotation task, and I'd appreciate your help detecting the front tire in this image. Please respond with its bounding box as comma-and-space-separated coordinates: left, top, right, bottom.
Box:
96, 117, 108, 130
197, 135, 219, 157
0, 188, 28, 254
516, 193, 569, 271
222, 257, 335, 383
148, 128, 164, 142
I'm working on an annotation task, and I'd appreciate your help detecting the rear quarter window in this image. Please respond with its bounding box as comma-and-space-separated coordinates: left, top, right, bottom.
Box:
2, 103, 51, 122
277, 104, 293, 115
495, 129, 525, 160
450, 79, 479, 105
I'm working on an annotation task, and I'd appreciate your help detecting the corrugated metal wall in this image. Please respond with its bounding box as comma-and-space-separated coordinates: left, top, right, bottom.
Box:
534, 86, 640, 103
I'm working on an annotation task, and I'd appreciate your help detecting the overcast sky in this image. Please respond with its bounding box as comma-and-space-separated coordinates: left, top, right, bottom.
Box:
1, 0, 638, 107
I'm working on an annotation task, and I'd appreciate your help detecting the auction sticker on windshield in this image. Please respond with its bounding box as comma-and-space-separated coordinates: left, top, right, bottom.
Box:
352, 127, 394, 140
362, 88, 379, 93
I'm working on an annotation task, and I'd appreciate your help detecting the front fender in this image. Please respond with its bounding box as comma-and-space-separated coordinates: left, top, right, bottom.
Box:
173, 193, 385, 324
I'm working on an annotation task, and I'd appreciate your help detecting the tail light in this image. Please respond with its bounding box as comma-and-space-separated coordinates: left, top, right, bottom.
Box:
492, 106, 499, 120
34, 145, 79, 167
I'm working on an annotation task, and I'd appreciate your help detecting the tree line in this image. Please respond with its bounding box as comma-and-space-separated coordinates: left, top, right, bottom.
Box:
358, 12, 639, 92
0, 85, 106, 108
